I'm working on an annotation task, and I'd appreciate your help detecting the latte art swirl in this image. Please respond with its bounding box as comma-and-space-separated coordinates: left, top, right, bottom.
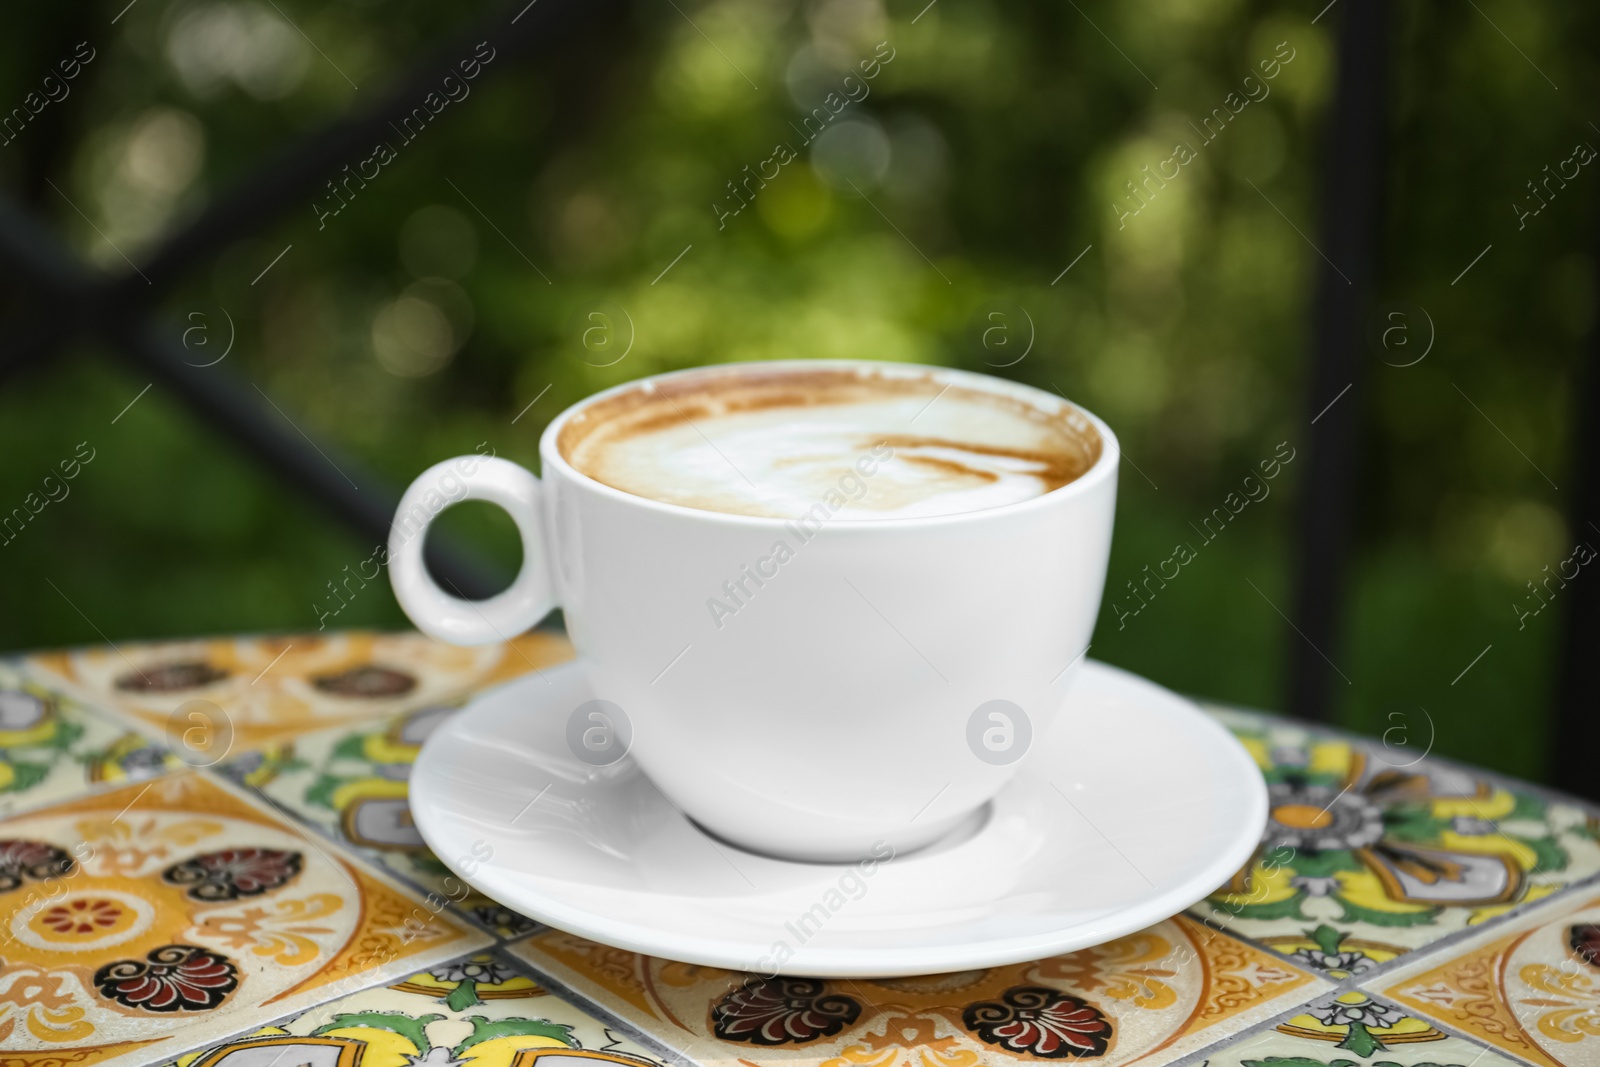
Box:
558, 366, 1101, 520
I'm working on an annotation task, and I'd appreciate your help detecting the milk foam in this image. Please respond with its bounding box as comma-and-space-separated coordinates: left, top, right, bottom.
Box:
560, 368, 1099, 520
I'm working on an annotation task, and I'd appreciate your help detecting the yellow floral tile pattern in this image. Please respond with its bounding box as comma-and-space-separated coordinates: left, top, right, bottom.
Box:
3, 632, 1597, 1067
0, 664, 183, 819
1194, 708, 1600, 978
1208, 988, 1525, 1067
1373, 890, 1600, 1067
0, 771, 489, 1067
155, 949, 669, 1067
24, 631, 573, 753
507, 916, 1329, 1067
228, 703, 537, 938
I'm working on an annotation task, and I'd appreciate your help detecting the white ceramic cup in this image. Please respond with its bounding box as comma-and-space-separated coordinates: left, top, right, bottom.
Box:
390, 360, 1118, 862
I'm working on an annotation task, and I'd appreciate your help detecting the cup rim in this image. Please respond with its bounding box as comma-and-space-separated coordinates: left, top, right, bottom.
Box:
538, 358, 1120, 528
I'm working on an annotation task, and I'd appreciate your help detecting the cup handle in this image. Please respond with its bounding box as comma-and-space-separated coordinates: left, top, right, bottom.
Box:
388, 456, 556, 645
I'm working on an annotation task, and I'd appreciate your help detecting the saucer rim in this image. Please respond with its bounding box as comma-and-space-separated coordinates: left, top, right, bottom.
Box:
411, 658, 1268, 977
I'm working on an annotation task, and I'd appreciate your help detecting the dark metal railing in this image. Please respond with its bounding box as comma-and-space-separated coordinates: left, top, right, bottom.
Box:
0, 0, 612, 600
1288, 0, 1387, 724
1553, 220, 1600, 799
1288, 0, 1593, 801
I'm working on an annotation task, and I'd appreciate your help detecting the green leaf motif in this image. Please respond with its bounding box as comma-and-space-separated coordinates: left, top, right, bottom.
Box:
330, 732, 373, 762
305, 773, 350, 810
1515, 834, 1569, 874
1336, 1021, 1384, 1057
1309, 923, 1347, 956
452, 1016, 576, 1054
313, 1011, 443, 1051
1381, 804, 1452, 844
45, 717, 85, 752
1218, 892, 1309, 922
1262, 844, 1300, 868
1263, 762, 1347, 788
1507, 791, 1547, 824
0, 760, 51, 792
445, 979, 480, 1012
1335, 898, 1441, 928
1284, 849, 1359, 878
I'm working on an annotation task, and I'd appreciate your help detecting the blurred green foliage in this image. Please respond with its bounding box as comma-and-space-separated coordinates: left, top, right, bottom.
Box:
0, 0, 1592, 781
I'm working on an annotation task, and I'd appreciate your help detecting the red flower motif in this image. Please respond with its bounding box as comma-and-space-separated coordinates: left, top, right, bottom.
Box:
42, 898, 124, 934
0, 839, 74, 893
94, 945, 238, 1012
163, 848, 303, 901
711, 977, 861, 1045
963, 986, 1112, 1059
1572, 924, 1600, 968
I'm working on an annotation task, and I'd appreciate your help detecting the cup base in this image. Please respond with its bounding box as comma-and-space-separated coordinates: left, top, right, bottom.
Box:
686, 801, 993, 865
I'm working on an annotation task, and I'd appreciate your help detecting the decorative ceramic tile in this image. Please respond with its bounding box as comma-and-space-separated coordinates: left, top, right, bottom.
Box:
155, 948, 670, 1067
1372, 889, 1600, 1067
230, 702, 538, 939
1192, 708, 1600, 978
25, 631, 574, 753
508, 916, 1329, 1066
0, 663, 183, 819
1206, 988, 1523, 1067
0, 771, 490, 1067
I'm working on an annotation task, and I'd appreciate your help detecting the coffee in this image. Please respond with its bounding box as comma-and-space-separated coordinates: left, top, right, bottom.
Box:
558, 365, 1102, 519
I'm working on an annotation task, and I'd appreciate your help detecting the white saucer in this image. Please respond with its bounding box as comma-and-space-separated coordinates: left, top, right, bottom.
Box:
410, 658, 1267, 977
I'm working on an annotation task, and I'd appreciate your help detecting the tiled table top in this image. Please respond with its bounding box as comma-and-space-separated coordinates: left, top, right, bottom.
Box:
1, 631, 1596, 1067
